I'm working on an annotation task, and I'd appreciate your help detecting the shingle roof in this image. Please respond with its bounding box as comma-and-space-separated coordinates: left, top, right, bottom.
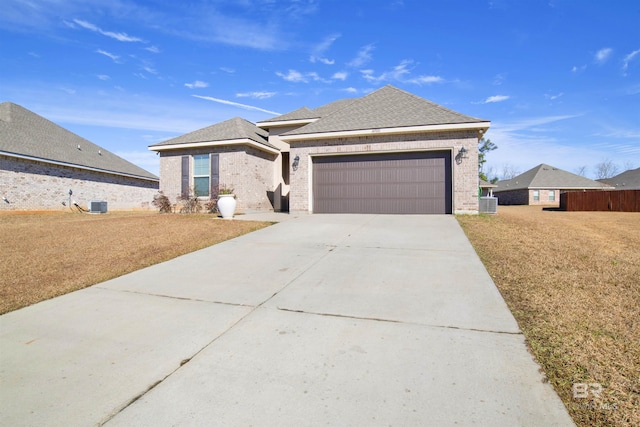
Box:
258, 107, 315, 123
599, 168, 640, 190
0, 102, 158, 181
149, 117, 277, 150
283, 85, 488, 136
494, 164, 614, 192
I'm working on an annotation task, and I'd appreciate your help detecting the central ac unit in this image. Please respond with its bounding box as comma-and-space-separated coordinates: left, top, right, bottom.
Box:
89, 201, 108, 214
479, 196, 498, 214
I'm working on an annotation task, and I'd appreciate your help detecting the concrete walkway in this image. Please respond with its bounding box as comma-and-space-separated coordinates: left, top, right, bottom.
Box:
0, 214, 574, 426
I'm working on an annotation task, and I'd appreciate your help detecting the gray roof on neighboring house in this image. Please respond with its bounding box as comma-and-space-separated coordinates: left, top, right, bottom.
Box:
149, 117, 277, 150
283, 85, 488, 136
599, 168, 640, 190
0, 102, 158, 181
494, 163, 614, 192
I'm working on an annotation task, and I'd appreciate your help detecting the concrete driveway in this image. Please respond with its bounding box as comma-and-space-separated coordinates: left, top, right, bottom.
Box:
0, 214, 574, 426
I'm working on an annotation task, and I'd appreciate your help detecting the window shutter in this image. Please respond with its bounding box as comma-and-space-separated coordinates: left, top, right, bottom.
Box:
181, 155, 190, 197
210, 154, 220, 196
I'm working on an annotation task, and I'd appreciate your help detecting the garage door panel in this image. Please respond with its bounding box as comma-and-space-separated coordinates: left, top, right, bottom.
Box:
313, 151, 452, 214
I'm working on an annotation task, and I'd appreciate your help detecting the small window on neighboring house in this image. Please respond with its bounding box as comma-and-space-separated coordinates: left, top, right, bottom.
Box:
533, 190, 540, 201
193, 154, 210, 197
549, 190, 556, 201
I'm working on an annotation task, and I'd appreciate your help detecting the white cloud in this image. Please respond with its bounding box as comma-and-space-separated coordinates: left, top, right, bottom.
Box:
310, 33, 340, 65
359, 60, 443, 85
276, 69, 308, 83
236, 91, 277, 99
97, 74, 110, 81
343, 87, 358, 93
219, 67, 235, 74
72, 19, 144, 43
96, 49, 120, 62
622, 48, 640, 75
192, 95, 280, 115
572, 64, 587, 73
545, 92, 564, 101
332, 71, 348, 81
184, 80, 209, 89
407, 75, 444, 85
483, 95, 510, 103
145, 46, 160, 54
348, 44, 375, 68
595, 47, 612, 64
493, 73, 507, 85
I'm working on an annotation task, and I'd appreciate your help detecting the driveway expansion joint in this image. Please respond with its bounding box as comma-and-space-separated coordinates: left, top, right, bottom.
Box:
94, 286, 255, 308
275, 307, 523, 335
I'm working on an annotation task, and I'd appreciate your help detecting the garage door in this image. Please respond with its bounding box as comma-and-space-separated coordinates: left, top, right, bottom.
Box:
312, 151, 452, 214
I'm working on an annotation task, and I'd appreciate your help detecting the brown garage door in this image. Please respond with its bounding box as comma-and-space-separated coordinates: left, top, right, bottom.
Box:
313, 151, 452, 214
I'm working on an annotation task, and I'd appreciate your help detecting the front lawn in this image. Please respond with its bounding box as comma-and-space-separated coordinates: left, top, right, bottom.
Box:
457, 206, 639, 427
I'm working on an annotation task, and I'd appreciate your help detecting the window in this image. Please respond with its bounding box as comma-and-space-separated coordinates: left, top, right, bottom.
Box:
193, 154, 210, 197
549, 190, 556, 201
533, 190, 539, 201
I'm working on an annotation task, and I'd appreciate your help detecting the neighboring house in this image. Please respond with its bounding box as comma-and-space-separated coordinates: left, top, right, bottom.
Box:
0, 102, 159, 211
479, 179, 497, 197
599, 167, 640, 190
493, 163, 614, 206
151, 85, 490, 214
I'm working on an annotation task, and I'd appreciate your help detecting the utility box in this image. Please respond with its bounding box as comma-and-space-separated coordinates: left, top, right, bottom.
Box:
479, 196, 498, 214
89, 201, 108, 214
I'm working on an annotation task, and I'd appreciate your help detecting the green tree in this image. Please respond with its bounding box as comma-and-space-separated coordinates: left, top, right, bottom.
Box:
478, 137, 497, 182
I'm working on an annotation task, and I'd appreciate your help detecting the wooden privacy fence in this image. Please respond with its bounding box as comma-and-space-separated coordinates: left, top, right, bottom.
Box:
560, 190, 640, 212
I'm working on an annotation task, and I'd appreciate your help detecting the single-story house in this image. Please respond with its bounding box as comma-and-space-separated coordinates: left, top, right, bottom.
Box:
479, 179, 497, 197
0, 102, 159, 211
493, 163, 614, 206
598, 167, 640, 190
150, 85, 490, 214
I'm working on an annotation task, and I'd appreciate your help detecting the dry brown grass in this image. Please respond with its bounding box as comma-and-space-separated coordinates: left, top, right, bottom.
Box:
0, 211, 271, 314
457, 206, 640, 427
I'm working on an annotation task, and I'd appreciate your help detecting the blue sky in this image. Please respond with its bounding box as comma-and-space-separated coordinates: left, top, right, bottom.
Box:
2, 0, 639, 179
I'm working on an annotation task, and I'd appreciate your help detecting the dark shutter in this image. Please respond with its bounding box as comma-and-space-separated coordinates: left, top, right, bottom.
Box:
210, 154, 219, 196
181, 155, 190, 197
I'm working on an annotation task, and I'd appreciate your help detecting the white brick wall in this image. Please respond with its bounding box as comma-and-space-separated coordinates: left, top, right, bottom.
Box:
288, 130, 480, 214
0, 155, 159, 211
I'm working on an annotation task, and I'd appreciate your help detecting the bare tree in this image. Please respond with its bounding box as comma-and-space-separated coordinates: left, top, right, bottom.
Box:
501, 164, 521, 180
623, 161, 636, 172
593, 159, 620, 179
574, 165, 588, 177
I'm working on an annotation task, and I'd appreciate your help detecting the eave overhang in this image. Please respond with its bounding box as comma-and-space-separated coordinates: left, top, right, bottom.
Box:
148, 138, 280, 155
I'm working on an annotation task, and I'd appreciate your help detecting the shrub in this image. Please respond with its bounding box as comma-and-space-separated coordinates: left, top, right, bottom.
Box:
152, 192, 172, 213
177, 189, 202, 214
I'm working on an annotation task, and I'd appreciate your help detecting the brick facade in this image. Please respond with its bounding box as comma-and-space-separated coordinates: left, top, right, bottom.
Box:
496, 189, 559, 206
0, 155, 159, 211
159, 146, 277, 212
288, 130, 480, 214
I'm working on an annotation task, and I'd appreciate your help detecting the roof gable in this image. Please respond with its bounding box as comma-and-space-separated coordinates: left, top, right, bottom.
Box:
0, 102, 157, 180
283, 85, 488, 137
149, 117, 277, 151
495, 164, 614, 191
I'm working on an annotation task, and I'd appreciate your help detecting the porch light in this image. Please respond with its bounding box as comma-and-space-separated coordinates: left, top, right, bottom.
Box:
455, 147, 468, 165
292, 155, 300, 171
